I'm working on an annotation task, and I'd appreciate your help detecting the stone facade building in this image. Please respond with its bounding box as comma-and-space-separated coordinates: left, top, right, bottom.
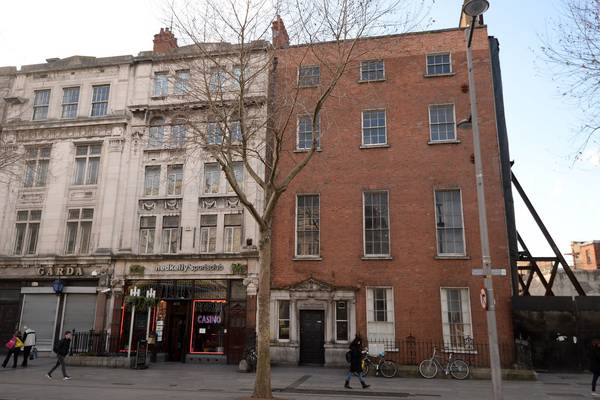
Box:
268, 22, 515, 366
0, 29, 268, 363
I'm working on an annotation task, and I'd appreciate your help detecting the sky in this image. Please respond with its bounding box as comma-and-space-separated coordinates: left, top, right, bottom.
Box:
0, 0, 597, 262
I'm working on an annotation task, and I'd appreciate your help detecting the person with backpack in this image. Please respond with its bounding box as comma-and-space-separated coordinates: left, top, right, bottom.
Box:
2, 330, 23, 368
46, 331, 72, 380
344, 335, 370, 389
21, 326, 36, 367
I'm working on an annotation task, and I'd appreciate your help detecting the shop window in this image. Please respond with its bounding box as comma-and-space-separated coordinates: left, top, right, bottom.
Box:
199, 215, 217, 253
223, 213, 242, 253
278, 300, 290, 340
335, 301, 349, 341
190, 300, 226, 354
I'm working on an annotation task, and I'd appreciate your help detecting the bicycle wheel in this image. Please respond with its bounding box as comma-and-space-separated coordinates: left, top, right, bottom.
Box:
379, 360, 398, 378
418, 359, 438, 379
449, 359, 469, 380
361, 360, 370, 377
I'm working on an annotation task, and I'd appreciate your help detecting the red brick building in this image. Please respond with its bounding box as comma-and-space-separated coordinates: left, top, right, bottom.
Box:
571, 241, 600, 270
268, 23, 514, 366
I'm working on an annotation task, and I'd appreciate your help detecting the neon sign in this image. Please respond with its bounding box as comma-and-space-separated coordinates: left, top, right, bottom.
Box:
197, 314, 222, 324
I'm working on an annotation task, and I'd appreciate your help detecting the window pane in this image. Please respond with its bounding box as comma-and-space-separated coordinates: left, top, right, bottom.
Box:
144, 166, 161, 196
298, 66, 320, 87
174, 70, 190, 94
278, 300, 290, 340
82, 208, 94, 219
207, 123, 223, 145
204, 163, 220, 193
26, 223, 40, 254
86, 157, 100, 184
73, 158, 86, 185
68, 209, 80, 220
79, 221, 92, 253
362, 110, 387, 145
14, 224, 26, 254
363, 192, 389, 256
296, 194, 320, 256
24, 161, 36, 187
361, 60, 384, 81
65, 222, 78, 254
172, 124, 186, 147
297, 116, 320, 150
435, 190, 465, 255
36, 160, 49, 186
154, 73, 168, 96
167, 165, 183, 195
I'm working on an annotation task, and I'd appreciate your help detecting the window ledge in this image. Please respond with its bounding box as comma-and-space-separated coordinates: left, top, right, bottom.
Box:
293, 256, 322, 261
357, 78, 386, 84
434, 255, 470, 260
361, 256, 393, 261
359, 144, 390, 149
424, 72, 456, 78
70, 184, 98, 189
151, 95, 168, 100
428, 139, 461, 145
297, 84, 320, 89
199, 193, 239, 198
293, 148, 322, 153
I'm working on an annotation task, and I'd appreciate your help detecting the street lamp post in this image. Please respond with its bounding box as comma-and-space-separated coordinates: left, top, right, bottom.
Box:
461, 1, 504, 399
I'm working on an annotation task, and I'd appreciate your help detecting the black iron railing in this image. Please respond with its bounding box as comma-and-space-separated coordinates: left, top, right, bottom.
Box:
70, 330, 122, 356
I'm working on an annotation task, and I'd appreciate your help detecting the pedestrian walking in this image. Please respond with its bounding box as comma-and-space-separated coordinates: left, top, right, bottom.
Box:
21, 326, 36, 367
591, 339, 600, 397
344, 335, 370, 389
47, 331, 72, 380
2, 330, 23, 368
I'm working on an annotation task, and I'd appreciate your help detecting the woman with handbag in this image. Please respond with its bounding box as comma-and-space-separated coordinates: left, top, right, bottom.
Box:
2, 330, 23, 368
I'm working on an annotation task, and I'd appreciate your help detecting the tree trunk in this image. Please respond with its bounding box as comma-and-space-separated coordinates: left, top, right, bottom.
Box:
253, 227, 272, 399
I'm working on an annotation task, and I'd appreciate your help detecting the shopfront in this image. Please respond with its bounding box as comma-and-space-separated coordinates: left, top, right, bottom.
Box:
116, 260, 257, 364
0, 262, 110, 351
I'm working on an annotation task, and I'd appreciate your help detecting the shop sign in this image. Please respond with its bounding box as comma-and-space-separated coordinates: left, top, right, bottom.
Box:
155, 263, 225, 273
197, 314, 222, 324
37, 266, 84, 276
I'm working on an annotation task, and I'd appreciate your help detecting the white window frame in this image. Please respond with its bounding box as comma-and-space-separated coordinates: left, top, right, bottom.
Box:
14, 210, 41, 255
297, 65, 320, 87
362, 190, 391, 257
360, 60, 385, 81
90, 85, 110, 117
440, 287, 474, 351
433, 188, 466, 256
72, 144, 102, 186
426, 52, 453, 76
139, 216, 156, 254
161, 215, 180, 254
32, 89, 51, 121
64, 208, 94, 255
361, 109, 387, 146
199, 214, 218, 254
428, 103, 457, 143
153, 72, 169, 97
61, 87, 80, 119
166, 164, 183, 196
174, 70, 190, 94
143, 165, 161, 196
296, 114, 320, 151
223, 213, 243, 253
366, 287, 395, 346
277, 300, 291, 341
294, 193, 320, 258
335, 300, 349, 342
149, 117, 165, 147
23, 146, 51, 188
203, 163, 221, 194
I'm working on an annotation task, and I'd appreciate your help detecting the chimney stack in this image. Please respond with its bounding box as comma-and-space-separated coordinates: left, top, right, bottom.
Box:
153, 27, 178, 54
271, 15, 289, 49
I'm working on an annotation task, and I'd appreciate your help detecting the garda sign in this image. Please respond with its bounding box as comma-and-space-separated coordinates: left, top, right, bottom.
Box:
37, 266, 84, 276
155, 263, 225, 273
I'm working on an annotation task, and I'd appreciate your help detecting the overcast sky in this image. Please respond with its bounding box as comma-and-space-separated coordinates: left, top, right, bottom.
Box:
1, 0, 598, 262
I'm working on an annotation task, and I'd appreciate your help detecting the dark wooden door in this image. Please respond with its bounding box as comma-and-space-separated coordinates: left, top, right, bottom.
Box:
167, 301, 189, 362
299, 310, 325, 365
226, 300, 246, 364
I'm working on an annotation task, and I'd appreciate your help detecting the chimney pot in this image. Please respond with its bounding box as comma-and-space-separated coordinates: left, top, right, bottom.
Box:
271, 15, 289, 49
153, 27, 178, 54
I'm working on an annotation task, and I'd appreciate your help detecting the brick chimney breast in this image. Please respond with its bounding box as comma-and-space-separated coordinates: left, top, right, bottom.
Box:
271, 15, 289, 49
153, 27, 178, 54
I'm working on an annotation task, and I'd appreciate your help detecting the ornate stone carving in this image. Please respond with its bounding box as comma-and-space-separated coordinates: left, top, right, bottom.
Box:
227, 197, 240, 208
202, 199, 217, 209
289, 277, 333, 292
142, 201, 156, 210
109, 138, 124, 152
165, 199, 179, 210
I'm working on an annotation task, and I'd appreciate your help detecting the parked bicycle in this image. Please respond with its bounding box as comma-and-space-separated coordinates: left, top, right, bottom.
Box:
418, 347, 470, 380
361, 350, 398, 378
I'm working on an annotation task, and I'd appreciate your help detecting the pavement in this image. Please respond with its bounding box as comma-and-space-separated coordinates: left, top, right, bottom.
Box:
0, 358, 596, 400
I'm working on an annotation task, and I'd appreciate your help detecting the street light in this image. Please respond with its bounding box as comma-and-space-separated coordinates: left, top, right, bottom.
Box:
461, 1, 504, 400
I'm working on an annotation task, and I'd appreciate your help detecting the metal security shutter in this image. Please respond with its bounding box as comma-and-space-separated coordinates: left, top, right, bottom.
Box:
62, 294, 97, 333
21, 294, 59, 351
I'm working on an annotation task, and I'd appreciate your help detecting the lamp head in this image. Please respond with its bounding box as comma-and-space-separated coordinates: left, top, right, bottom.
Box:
462, 0, 489, 17
457, 116, 473, 130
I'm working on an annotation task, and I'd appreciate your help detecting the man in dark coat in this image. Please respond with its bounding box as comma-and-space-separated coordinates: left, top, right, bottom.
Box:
344, 335, 370, 389
46, 331, 71, 380
591, 339, 600, 397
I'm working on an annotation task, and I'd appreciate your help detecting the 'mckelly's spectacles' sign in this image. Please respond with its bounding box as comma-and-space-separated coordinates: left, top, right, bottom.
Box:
155, 264, 225, 273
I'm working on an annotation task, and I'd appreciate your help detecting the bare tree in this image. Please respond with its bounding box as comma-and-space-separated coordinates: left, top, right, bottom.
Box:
167, 1, 429, 397
541, 0, 600, 161
0, 132, 21, 183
